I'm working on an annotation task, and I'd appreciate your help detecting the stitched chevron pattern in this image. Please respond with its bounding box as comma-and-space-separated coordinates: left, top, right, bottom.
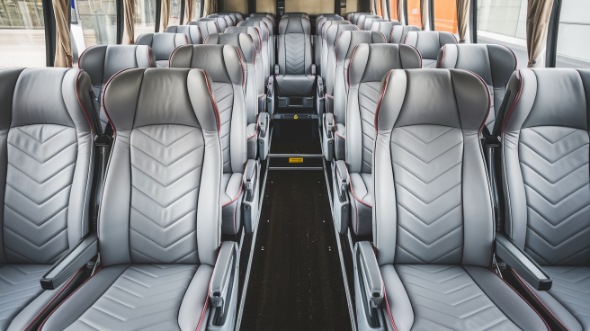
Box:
358, 82, 381, 173
130, 125, 203, 264
0, 265, 49, 329
519, 127, 590, 265
65, 265, 197, 331
544, 266, 590, 327
4, 125, 77, 263
396, 265, 520, 330
283, 34, 306, 75
391, 126, 464, 264
212, 82, 234, 173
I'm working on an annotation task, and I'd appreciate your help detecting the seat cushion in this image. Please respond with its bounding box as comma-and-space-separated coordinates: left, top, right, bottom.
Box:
519, 266, 590, 331
1, 265, 48, 330
381, 264, 548, 331
41, 264, 212, 331
222, 173, 243, 235
349, 173, 372, 236
275, 75, 315, 97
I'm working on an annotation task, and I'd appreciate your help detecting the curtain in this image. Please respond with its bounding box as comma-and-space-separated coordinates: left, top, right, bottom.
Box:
52, 0, 71, 67
526, 0, 554, 67
185, 0, 194, 23
398, 0, 403, 23
420, 0, 428, 29
456, 0, 470, 42
124, 0, 135, 44
161, 0, 171, 30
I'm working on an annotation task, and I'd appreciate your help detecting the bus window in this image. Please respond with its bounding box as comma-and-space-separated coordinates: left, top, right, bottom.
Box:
0, 0, 46, 67
71, 0, 117, 65
406, 0, 422, 28
389, 0, 399, 21
168, 0, 181, 27
556, 0, 590, 67
477, 0, 528, 68
433, 0, 458, 34
135, 0, 157, 36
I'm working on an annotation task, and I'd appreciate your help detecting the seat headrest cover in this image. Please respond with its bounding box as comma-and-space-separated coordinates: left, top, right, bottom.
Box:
103, 68, 219, 131
79, 45, 154, 85
205, 33, 256, 64
335, 31, 386, 61
2, 67, 97, 132
225, 26, 263, 51
503, 69, 590, 132
348, 44, 422, 85
278, 17, 311, 34
376, 69, 490, 131
166, 25, 203, 44
169, 44, 244, 86
325, 24, 359, 46
404, 31, 458, 59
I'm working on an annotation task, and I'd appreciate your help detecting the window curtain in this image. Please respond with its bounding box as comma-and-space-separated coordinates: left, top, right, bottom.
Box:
185, 0, 195, 23
420, 0, 428, 29
456, 0, 469, 42
53, 0, 72, 67
398, 0, 403, 23
526, 0, 554, 67
124, 0, 135, 44
161, 0, 171, 30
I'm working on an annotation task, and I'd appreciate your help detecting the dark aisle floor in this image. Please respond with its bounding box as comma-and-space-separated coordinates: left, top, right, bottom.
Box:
239, 170, 352, 331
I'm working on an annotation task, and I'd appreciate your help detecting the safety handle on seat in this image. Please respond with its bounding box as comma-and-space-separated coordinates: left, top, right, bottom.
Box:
41, 234, 98, 290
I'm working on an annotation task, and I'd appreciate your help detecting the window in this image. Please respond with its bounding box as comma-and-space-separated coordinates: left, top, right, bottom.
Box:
71, 0, 117, 65
135, 0, 156, 36
168, 0, 181, 27
477, 0, 528, 68
389, 0, 399, 21
555, 0, 590, 67
433, 0, 457, 34
406, 0, 422, 28
0, 0, 46, 67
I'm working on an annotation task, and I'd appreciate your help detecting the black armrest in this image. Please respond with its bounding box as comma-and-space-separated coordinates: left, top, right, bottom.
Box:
243, 159, 258, 200
210, 241, 237, 317
41, 234, 98, 290
334, 160, 350, 201
496, 234, 551, 290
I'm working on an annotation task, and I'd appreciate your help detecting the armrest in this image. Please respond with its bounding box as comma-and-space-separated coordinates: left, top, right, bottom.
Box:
334, 160, 350, 201
356, 241, 384, 309
41, 234, 98, 290
210, 241, 237, 316
243, 159, 258, 200
257, 112, 270, 161
322, 112, 335, 161
496, 234, 551, 290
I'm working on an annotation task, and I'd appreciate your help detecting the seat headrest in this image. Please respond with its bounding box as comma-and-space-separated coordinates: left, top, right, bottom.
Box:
205, 33, 256, 64
502, 69, 590, 132
317, 16, 344, 36
278, 17, 311, 34
404, 31, 458, 59
335, 31, 386, 61
190, 19, 220, 36
0, 68, 97, 132
438, 44, 516, 89
370, 21, 401, 40
169, 44, 244, 86
376, 69, 490, 131
166, 25, 203, 44
237, 20, 270, 39
348, 44, 422, 85
390, 25, 420, 43
225, 26, 262, 51
79, 45, 153, 85
325, 23, 358, 46
103, 68, 219, 131
135, 33, 188, 61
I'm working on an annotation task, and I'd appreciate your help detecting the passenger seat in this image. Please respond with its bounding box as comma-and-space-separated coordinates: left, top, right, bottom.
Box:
165, 25, 203, 44
370, 21, 401, 42
135, 32, 188, 67
403, 31, 457, 67
389, 24, 420, 43
190, 18, 220, 40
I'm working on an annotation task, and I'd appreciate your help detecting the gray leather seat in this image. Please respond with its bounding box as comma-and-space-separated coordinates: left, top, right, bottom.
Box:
0, 67, 98, 330
166, 25, 203, 44
250, 12, 275, 24
170, 45, 251, 236
389, 24, 420, 44
205, 33, 261, 159
238, 19, 273, 79
274, 16, 316, 106
78, 45, 154, 132
437, 44, 516, 131
499, 69, 590, 331
282, 12, 309, 19
353, 68, 549, 331
347, 12, 370, 25
332, 44, 421, 236
317, 19, 349, 77
189, 18, 220, 40
370, 21, 401, 42
403, 31, 458, 67
225, 26, 266, 103
209, 13, 233, 28
40, 68, 238, 331
246, 16, 275, 66
356, 14, 380, 30
362, 17, 385, 30
135, 32, 188, 67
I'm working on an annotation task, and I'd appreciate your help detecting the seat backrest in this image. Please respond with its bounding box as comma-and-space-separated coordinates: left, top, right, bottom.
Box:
332, 31, 386, 120
316, 15, 342, 35
99, 68, 221, 266
370, 21, 401, 41
225, 26, 265, 92
390, 25, 420, 43
348, 12, 370, 25
500, 69, 590, 266
250, 12, 275, 24
282, 12, 309, 19
209, 13, 234, 27
278, 16, 311, 35
404, 31, 457, 67
205, 33, 259, 126
0, 68, 98, 265
166, 25, 203, 44
208, 15, 228, 32
346, 44, 422, 173
438, 44, 516, 131
190, 18, 220, 40
374, 68, 492, 266
356, 14, 379, 30
135, 32, 188, 67
317, 19, 350, 76
363, 17, 385, 30
323, 24, 359, 91
238, 19, 272, 77
79, 45, 154, 131
277, 18, 313, 75
169, 45, 247, 175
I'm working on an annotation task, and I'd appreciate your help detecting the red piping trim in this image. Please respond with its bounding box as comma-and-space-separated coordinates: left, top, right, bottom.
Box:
382, 284, 399, 331
374, 69, 393, 132
195, 296, 210, 331
462, 70, 492, 132
74, 70, 96, 135
347, 44, 360, 89
222, 171, 245, 208
201, 71, 221, 133
501, 70, 524, 136
168, 44, 186, 67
